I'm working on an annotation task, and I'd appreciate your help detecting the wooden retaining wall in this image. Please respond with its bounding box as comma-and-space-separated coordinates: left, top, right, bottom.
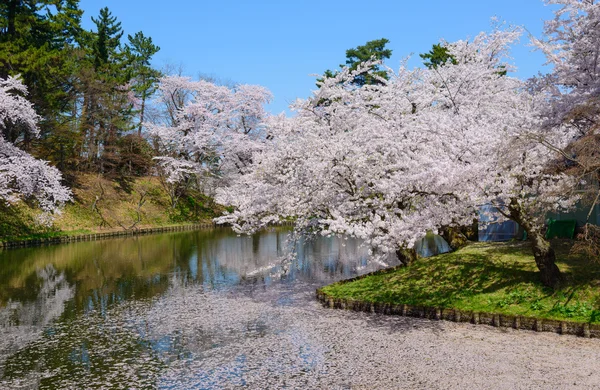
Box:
316, 287, 600, 339
0, 223, 215, 249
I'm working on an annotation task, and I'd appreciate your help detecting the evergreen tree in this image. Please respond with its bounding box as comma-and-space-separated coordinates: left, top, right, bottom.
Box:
420, 43, 457, 69
90, 7, 123, 71
0, 2, 159, 178
78, 7, 133, 174
421, 42, 505, 76
125, 32, 161, 136
319, 38, 392, 87
0, 0, 83, 153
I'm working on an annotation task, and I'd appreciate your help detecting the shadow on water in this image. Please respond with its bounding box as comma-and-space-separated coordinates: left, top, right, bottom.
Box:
0, 226, 398, 388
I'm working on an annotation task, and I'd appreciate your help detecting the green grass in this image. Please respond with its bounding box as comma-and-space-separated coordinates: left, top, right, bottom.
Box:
321, 241, 600, 324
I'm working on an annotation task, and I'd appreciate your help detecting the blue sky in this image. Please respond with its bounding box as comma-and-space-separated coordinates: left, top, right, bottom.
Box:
79, 0, 557, 115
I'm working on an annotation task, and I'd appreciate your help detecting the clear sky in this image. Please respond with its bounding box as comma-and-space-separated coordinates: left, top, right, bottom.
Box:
79, 0, 558, 115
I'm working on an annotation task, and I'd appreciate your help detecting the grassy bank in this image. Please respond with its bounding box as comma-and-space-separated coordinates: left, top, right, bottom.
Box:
0, 173, 223, 242
320, 241, 600, 324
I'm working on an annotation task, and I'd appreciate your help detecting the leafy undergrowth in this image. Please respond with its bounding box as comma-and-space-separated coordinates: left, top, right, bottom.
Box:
321, 240, 600, 324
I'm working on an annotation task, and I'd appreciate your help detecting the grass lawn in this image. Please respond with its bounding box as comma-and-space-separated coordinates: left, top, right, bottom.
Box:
320, 240, 600, 324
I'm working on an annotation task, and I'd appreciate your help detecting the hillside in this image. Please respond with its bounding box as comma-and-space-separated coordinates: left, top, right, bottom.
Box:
0, 174, 223, 242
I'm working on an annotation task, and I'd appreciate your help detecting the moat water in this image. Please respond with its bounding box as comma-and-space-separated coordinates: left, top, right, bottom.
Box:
0, 227, 394, 389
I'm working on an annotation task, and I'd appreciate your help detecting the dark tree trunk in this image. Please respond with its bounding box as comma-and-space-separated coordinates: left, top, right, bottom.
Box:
439, 226, 468, 250
507, 199, 563, 288
467, 218, 479, 241
396, 247, 417, 265
138, 91, 146, 137
528, 228, 563, 288
6, 0, 17, 37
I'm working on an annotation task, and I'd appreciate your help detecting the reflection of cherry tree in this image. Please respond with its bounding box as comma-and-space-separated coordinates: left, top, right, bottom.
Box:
186, 229, 375, 282
0, 264, 74, 327
217, 27, 576, 287
0, 76, 71, 216
0, 264, 74, 379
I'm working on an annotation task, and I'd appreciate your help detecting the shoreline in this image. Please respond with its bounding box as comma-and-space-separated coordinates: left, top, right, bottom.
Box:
0, 220, 296, 249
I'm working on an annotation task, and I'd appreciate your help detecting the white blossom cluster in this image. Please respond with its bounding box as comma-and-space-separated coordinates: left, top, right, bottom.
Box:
148, 76, 272, 192
147, 2, 598, 261
0, 76, 71, 215
532, 0, 600, 130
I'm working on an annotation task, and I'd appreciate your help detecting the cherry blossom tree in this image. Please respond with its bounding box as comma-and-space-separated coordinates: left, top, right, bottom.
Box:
532, 0, 599, 132
217, 63, 473, 264
531, 0, 600, 259
148, 75, 272, 204
425, 26, 578, 287
0, 76, 71, 215
217, 26, 576, 287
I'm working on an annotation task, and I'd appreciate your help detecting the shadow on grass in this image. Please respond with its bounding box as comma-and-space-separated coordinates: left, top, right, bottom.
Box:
324, 240, 600, 323
453, 240, 600, 289
479, 240, 533, 257
550, 240, 600, 285
381, 252, 541, 308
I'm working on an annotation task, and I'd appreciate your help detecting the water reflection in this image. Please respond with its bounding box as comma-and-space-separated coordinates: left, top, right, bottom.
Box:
0, 227, 389, 388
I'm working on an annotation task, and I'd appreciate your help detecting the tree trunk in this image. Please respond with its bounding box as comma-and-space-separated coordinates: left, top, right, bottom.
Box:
508, 199, 563, 288
7, 0, 17, 38
439, 226, 468, 250
396, 247, 417, 265
527, 228, 563, 288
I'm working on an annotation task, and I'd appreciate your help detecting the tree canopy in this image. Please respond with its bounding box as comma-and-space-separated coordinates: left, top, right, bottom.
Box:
214, 26, 581, 287
0, 75, 71, 214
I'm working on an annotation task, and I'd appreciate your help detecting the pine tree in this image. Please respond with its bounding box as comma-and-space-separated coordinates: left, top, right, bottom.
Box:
318, 38, 392, 87
78, 7, 133, 174
420, 43, 456, 69
125, 31, 161, 136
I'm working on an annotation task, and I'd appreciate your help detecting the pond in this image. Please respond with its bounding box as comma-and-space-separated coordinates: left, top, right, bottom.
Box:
0, 227, 389, 388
